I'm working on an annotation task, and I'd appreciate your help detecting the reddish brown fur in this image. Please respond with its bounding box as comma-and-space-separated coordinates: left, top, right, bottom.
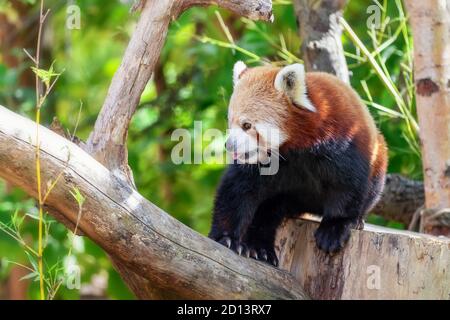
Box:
231, 66, 387, 181
289, 71, 387, 181
210, 65, 389, 258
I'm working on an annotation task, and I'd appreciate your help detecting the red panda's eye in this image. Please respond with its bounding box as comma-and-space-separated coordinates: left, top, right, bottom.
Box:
242, 122, 252, 131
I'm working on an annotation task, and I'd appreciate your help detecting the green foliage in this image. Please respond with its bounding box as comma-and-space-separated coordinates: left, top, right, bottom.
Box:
343, 0, 421, 178
0, 0, 421, 299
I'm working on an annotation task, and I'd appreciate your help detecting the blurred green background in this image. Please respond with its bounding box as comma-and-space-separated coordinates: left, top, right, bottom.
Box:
0, 0, 420, 299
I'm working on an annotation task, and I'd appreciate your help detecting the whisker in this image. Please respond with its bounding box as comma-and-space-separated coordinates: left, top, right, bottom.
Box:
271, 149, 286, 161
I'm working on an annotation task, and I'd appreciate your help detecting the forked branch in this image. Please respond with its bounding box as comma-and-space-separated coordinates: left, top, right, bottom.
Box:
86, 0, 273, 184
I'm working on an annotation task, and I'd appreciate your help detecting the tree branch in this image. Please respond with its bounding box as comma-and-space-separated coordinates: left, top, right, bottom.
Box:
181, 0, 274, 21
293, 0, 349, 83
371, 174, 424, 227
0, 105, 307, 300
86, 0, 273, 184
86, 0, 175, 182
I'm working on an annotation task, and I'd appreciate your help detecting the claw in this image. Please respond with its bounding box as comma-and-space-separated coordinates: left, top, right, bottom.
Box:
261, 253, 268, 261
237, 244, 243, 255
269, 254, 279, 267
218, 236, 232, 249
246, 243, 279, 267
250, 249, 258, 260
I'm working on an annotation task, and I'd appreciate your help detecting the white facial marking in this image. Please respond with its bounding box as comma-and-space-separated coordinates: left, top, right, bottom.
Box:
254, 122, 286, 150
226, 121, 286, 164
227, 125, 258, 164
274, 63, 316, 112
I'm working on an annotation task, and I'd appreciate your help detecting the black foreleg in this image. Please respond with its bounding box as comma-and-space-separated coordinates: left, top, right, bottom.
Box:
209, 167, 259, 254
244, 195, 302, 266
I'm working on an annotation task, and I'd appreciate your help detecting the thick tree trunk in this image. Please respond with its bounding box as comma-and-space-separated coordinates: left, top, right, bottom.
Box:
404, 0, 450, 236
276, 215, 450, 299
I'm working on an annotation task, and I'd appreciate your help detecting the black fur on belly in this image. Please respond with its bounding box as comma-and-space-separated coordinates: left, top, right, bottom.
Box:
209, 138, 384, 266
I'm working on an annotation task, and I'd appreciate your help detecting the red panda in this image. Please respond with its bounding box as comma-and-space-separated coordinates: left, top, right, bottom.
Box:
209, 62, 388, 266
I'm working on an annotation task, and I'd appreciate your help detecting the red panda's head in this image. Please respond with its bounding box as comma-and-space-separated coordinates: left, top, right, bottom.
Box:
225, 61, 316, 163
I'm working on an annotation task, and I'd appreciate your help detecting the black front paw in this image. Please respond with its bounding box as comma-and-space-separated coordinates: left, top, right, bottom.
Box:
210, 232, 248, 257
314, 219, 352, 253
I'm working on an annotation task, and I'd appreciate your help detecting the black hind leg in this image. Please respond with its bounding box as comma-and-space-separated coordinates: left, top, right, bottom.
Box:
362, 174, 386, 215
314, 216, 357, 253
244, 195, 300, 267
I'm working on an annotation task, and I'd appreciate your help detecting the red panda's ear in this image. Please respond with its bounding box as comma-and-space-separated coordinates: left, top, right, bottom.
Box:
274, 64, 316, 112
233, 61, 247, 87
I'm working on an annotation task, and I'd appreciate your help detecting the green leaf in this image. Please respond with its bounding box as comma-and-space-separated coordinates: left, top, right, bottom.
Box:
20, 271, 40, 282
25, 211, 40, 221
31, 61, 61, 89
11, 209, 25, 231
69, 187, 85, 207
25, 250, 38, 272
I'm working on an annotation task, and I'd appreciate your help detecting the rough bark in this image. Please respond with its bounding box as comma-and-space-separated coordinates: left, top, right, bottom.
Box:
86, 0, 174, 180
276, 215, 450, 299
0, 105, 307, 300
404, 0, 450, 236
293, 0, 349, 83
